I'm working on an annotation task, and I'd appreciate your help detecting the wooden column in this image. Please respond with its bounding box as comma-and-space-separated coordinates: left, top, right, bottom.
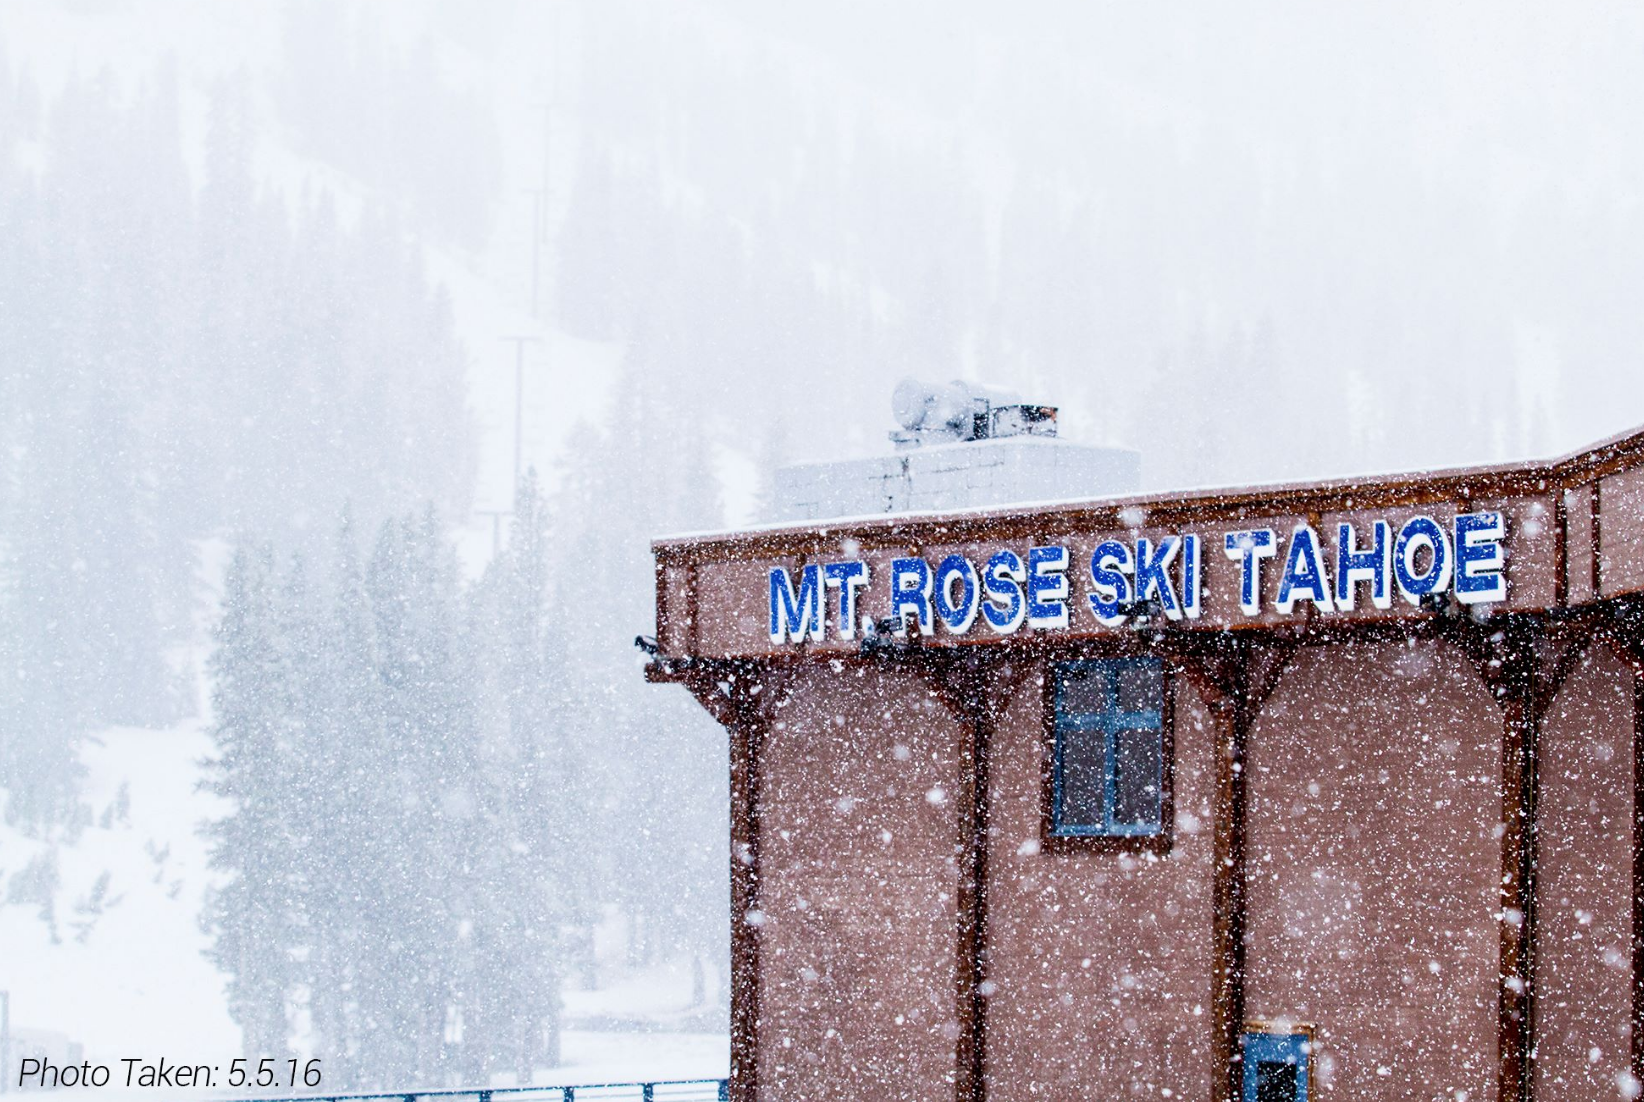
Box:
1209, 679, 1246, 1102
1497, 626, 1538, 1102
1443, 612, 1590, 1102
949, 655, 994, 1102
1444, 615, 1537, 1102
1599, 600, 1644, 1097
1634, 667, 1644, 1099
1172, 635, 1293, 1102
669, 661, 793, 1102
908, 649, 1029, 1102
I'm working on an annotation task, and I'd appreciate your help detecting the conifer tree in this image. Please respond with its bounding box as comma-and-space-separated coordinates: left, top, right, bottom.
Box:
462, 471, 575, 1081
0, 63, 475, 833
305, 510, 378, 1069
201, 547, 296, 1060
354, 509, 477, 1086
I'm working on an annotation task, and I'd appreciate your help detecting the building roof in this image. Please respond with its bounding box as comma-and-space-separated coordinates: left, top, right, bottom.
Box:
651, 422, 1644, 663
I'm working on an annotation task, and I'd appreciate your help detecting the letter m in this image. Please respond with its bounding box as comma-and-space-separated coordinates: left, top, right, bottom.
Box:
770, 564, 824, 644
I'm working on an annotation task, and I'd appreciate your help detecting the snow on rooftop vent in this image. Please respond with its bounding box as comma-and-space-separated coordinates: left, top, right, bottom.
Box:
889, 377, 1058, 450
768, 379, 1141, 522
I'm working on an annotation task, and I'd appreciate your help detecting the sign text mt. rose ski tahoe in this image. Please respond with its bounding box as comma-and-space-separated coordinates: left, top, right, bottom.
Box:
768, 511, 1507, 643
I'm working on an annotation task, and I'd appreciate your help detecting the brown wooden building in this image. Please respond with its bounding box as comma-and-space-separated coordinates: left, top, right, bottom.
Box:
644, 425, 1644, 1102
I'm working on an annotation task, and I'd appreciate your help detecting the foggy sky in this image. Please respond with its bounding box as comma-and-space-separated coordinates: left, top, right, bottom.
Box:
7, 0, 1642, 508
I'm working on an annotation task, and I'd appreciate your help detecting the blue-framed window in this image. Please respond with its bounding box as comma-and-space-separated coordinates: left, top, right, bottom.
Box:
1242, 1031, 1310, 1102
1050, 657, 1166, 837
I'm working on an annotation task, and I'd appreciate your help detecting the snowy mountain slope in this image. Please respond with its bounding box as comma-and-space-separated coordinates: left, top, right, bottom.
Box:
0, 1, 700, 1076
0, 0, 635, 524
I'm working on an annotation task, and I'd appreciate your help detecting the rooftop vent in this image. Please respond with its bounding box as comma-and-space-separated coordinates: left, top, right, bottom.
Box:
890, 378, 1058, 450
766, 378, 1141, 523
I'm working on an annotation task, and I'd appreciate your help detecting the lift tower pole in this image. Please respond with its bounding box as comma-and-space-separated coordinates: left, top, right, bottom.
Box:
500, 335, 544, 502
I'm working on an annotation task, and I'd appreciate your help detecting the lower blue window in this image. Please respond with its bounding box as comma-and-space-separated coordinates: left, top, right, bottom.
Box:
1051, 658, 1165, 837
1243, 1031, 1310, 1102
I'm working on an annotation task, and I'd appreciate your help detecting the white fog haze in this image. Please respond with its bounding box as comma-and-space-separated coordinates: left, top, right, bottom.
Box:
1, 0, 1641, 1093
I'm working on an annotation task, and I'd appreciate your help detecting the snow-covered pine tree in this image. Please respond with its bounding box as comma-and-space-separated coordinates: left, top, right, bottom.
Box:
542, 350, 730, 989
461, 470, 575, 1082
2, 63, 477, 834
355, 508, 477, 1087
201, 547, 298, 1059
301, 509, 379, 1076
272, 552, 349, 1074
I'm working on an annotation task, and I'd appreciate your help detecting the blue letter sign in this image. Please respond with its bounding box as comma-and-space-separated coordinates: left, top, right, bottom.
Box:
761, 510, 1510, 644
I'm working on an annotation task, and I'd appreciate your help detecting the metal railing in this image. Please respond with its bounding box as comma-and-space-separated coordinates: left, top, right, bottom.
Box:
256, 1081, 729, 1102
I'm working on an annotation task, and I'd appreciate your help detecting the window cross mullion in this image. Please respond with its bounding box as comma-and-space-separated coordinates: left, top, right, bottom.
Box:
1049, 657, 1168, 840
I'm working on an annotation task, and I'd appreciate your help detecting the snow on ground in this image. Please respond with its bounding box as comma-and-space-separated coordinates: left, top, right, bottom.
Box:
0, 721, 727, 1092
0, 721, 239, 1066
565, 926, 724, 1033
531, 1031, 727, 1090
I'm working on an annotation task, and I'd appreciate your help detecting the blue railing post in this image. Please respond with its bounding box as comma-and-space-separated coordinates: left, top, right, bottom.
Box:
641, 1085, 654, 1102
718, 1080, 730, 1102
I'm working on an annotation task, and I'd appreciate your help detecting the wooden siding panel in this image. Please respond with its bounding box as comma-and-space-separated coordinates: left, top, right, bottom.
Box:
1534, 645, 1635, 1102
1242, 642, 1502, 1099
982, 662, 1216, 1100
754, 665, 965, 1102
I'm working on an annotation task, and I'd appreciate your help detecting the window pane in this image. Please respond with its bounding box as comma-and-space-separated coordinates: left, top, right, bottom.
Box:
1255, 1060, 1299, 1102
1052, 659, 1167, 837
1058, 724, 1105, 829
1059, 666, 1108, 716
1111, 725, 1162, 828
1115, 659, 1163, 713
